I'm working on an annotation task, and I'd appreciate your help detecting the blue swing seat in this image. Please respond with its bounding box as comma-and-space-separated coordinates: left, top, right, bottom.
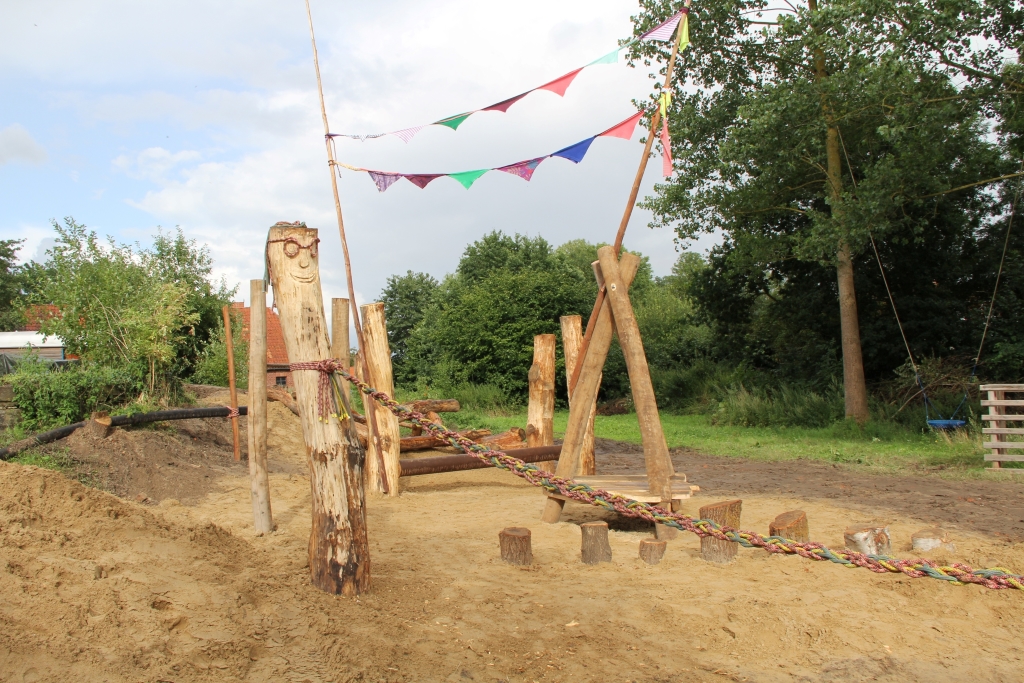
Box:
928, 419, 966, 430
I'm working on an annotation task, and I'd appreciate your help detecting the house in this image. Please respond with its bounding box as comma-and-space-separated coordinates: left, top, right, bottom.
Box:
0, 331, 65, 360
231, 302, 293, 389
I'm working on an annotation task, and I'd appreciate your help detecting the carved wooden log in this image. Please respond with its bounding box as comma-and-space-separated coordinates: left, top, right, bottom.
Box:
247, 280, 274, 535
844, 525, 892, 556
581, 521, 613, 564
266, 222, 369, 595
769, 510, 809, 543
639, 538, 667, 566
700, 499, 742, 564
499, 527, 533, 566
479, 427, 528, 450
528, 334, 556, 470
361, 303, 401, 496
399, 429, 491, 452
86, 411, 113, 439
266, 386, 299, 416
560, 315, 596, 476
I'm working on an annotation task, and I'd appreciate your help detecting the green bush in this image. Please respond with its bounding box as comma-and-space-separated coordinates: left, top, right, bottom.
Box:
190, 308, 248, 387
5, 360, 141, 430
711, 383, 845, 428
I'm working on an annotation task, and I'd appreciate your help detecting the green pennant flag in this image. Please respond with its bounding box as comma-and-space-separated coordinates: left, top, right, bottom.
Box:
449, 169, 488, 189
678, 14, 690, 51
434, 112, 473, 130
588, 49, 619, 65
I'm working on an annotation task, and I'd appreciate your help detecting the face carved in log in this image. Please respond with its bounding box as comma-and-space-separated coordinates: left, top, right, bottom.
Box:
271, 230, 320, 284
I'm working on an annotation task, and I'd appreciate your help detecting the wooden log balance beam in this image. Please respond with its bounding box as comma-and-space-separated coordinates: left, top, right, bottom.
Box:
399, 445, 562, 477
266, 222, 370, 595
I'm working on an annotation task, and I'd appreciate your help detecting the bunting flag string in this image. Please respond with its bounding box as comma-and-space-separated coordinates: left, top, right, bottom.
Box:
329, 10, 686, 144
338, 111, 649, 192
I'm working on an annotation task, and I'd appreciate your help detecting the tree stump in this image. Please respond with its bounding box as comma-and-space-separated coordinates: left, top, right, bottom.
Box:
769, 510, 809, 543
911, 527, 953, 553
844, 525, 892, 556
499, 527, 532, 566
581, 521, 612, 564
87, 411, 113, 439
699, 499, 742, 564
639, 538, 667, 565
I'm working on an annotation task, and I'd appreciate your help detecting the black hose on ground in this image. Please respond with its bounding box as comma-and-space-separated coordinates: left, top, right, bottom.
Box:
0, 405, 249, 461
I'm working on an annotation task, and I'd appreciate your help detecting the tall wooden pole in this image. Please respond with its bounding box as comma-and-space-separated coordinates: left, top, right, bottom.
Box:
303, 0, 388, 493
331, 298, 351, 405
527, 334, 556, 471
267, 223, 370, 595
221, 304, 241, 462
560, 316, 596, 475
569, 1, 690, 395
360, 303, 401, 496
247, 280, 274, 534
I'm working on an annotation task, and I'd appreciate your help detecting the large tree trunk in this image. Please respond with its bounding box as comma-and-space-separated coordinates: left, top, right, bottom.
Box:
267, 222, 370, 595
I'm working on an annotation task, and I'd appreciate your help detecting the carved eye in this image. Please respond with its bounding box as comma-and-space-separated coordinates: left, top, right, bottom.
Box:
309, 240, 319, 258
283, 239, 301, 257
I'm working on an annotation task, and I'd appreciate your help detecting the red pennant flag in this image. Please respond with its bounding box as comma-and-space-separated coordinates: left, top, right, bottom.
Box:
598, 111, 644, 140
483, 92, 531, 113
405, 174, 444, 189
537, 68, 584, 97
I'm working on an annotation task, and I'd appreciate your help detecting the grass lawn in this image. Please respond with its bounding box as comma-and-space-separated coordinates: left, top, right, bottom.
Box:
443, 408, 997, 476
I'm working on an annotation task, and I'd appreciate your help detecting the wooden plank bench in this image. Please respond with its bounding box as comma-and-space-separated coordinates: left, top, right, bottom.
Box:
980, 384, 1024, 472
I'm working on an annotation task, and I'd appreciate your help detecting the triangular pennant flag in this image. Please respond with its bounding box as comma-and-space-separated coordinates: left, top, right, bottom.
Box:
537, 68, 584, 97
405, 174, 444, 189
482, 92, 530, 113
678, 11, 690, 51
449, 169, 489, 189
391, 126, 424, 143
641, 11, 683, 42
497, 157, 546, 181
660, 118, 673, 177
368, 171, 402, 193
434, 113, 474, 130
598, 111, 644, 140
588, 49, 620, 66
552, 137, 596, 164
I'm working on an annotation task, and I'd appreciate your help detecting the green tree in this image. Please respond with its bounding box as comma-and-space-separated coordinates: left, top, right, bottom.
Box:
380, 271, 439, 384
0, 239, 26, 331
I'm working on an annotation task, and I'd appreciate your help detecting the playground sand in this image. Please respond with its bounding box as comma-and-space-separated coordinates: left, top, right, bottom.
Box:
3, 398, 1024, 681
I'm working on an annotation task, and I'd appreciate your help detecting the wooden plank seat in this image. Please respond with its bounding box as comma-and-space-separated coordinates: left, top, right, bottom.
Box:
547, 473, 698, 504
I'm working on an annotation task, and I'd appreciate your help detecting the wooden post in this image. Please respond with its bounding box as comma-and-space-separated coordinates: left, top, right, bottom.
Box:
499, 527, 533, 565
990, 388, 1005, 468
638, 538, 667, 565
541, 253, 641, 524
247, 280, 274, 535
580, 521, 612, 564
527, 334, 556, 470
560, 315, 596, 476
699, 499, 742, 564
87, 411, 113, 439
361, 302, 401, 496
769, 510, 808, 543
221, 304, 242, 462
331, 298, 350, 406
266, 223, 370, 595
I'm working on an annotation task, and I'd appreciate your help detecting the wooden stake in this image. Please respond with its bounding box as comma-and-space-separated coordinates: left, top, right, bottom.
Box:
560, 315, 596, 476
541, 253, 640, 524
638, 538, 667, 565
361, 303, 401, 496
699, 499, 742, 564
580, 521, 612, 564
247, 280, 274, 535
769, 510, 808, 543
596, 246, 674, 500
499, 527, 533, 566
267, 223, 370, 595
221, 304, 242, 462
331, 298, 350, 406
527, 334, 556, 470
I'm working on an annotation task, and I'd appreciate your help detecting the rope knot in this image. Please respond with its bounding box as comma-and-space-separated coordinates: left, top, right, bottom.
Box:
289, 359, 344, 419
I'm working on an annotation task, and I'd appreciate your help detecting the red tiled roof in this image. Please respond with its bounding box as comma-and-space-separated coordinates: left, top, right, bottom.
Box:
232, 301, 289, 364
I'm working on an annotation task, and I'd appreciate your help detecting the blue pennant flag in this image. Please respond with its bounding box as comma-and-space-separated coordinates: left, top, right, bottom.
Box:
551, 137, 596, 164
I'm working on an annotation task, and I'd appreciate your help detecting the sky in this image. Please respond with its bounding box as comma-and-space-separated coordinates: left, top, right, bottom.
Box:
0, 0, 715, 307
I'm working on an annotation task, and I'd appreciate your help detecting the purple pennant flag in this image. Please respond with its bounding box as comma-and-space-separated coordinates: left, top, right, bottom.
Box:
404, 174, 444, 189
391, 126, 424, 143
482, 92, 530, 113
368, 171, 402, 193
641, 11, 683, 41
496, 157, 546, 181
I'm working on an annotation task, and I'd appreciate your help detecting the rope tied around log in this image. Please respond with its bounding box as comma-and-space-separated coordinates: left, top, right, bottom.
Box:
289, 359, 348, 421
331, 367, 1024, 591
225, 407, 240, 419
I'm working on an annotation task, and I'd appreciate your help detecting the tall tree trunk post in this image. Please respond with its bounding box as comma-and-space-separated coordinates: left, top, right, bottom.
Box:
560, 315, 597, 476
809, 0, 870, 424
266, 223, 370, 595
221, 304, 242, 461
331, 298, 351, 407
247, 280, 274, 535
527, 334, 556, 470
360, 303, 401, 496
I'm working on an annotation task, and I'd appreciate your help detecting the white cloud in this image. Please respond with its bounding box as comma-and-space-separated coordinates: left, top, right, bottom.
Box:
113, 147, 202, 182
0, 124, 47, 165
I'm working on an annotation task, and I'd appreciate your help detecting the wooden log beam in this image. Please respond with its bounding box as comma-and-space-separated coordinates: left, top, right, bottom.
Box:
247, 280, 274, 535
499, 527, 533, 565
331, 298, 350, 408
267, 222, 370, 595
399, 445, 561, 477
402, 399, 461, 414
560, 315, 596, 476
700, 499, 742, 564
361, 302, 401, 496
266, 387, 299, 416
541, 253, 640, 524
480, 427, 528, 450
221, 304, 242, 462
527, 334, 556, 470
399, 429, 491, 452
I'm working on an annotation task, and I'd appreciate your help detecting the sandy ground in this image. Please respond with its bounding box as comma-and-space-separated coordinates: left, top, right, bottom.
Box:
3, 395, 1024, 682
